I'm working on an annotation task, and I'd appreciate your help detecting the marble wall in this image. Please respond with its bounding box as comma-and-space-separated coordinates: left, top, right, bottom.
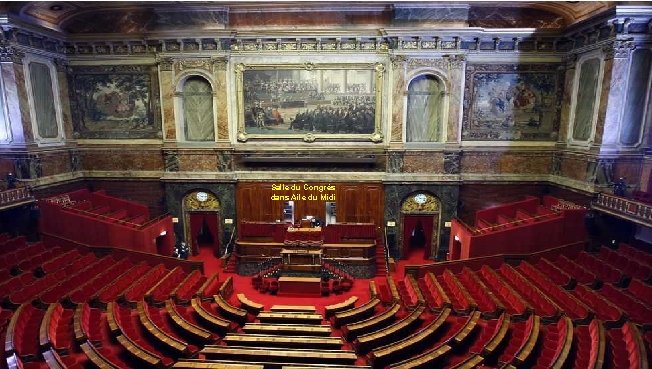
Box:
78, 147, 164, 173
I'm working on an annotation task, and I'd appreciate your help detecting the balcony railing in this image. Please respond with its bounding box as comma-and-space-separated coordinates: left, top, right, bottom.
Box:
0, 187, 34, 210
592, 192, 652, 227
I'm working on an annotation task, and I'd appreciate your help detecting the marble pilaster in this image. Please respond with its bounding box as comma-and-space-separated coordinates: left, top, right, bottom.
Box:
595, 41, 632, 148
56, 63, 74, 141
158, 58, 176, 140
447, 56, 465, 143
214, 61, 229, 141
390, 55, 406, 143
557, 56, 577, 143
1, 62, 26, 144
13, 61, 34, 143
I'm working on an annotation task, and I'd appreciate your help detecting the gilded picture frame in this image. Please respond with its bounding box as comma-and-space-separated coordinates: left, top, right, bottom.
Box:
235, 62, 385, 143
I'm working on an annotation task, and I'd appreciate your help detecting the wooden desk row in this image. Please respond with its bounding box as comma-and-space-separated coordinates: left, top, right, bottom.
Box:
386, 276, 401, 303
375, 310, 481, 369
242, 323, 332, 337
191, 297, 231, 333
236, 241, 376, 259
354, 305, 425, 353
370, 307, 451, 368
223, 333, 343, 349
342, 302, 400, 341
165, 300, 214, 343
257, 311, 323, 325
331, 298, 379, 327
136, 300, 190, 356
368, 280, 378, 299
270, 305, 317, 313
80, 341, 121, 369
173, 360, 264, 368
215, 294, 248, 325
237, 293, 264, 315
324, 296, 358, 318
201, 345, 358, 365
173, 359, 370, 369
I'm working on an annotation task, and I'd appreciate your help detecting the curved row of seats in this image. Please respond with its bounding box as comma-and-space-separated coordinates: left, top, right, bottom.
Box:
2, 234, 652, 369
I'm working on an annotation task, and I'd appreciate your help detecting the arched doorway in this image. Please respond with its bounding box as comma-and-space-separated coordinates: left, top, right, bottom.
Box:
399, 193, 441, 260
182, 190, 221, 256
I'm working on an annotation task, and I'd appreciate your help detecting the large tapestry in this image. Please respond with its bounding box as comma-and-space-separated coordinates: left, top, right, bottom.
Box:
462, 64, 562, 141
69, 65, 161, 139
235, 63, 384, 143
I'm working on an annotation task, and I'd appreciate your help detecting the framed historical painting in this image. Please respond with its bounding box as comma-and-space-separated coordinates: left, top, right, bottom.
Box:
235, 62, 385, 143
68, 65, 162, 139
462, 64, 563, 141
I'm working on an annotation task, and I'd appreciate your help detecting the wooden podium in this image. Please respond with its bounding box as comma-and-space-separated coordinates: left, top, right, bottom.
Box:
280, 248, 322, 273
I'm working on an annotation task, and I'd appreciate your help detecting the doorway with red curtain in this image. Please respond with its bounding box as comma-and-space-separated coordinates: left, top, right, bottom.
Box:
188, 212, 220, 256
402, 215, 433, 260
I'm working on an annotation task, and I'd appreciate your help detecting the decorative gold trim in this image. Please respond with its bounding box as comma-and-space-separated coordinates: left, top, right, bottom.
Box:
235, 62, 384, 143
184, 191, 220, 211
401, 193, 440, 213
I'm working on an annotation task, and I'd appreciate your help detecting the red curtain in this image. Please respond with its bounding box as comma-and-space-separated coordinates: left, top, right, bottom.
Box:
189, 212, 220, 255
402, 215, 434, 259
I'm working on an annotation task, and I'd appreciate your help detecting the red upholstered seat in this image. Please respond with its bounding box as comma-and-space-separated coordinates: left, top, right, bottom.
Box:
332, 279, 342, 294
340, 278, 353, 292
321, 281, 330, 296
269, 280, 279, 295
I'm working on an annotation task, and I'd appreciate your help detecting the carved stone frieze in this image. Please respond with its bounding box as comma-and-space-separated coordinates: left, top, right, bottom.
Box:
562, 53, 578, 69
54, 58, 68, 73
390, 54, 407, 70
157, 56, 174, 71
407, 58, 449, 71
449, 55, 466, 69
0, 40, 12, 62
71, 64, 151, 74
613, 40, 636, 59
174, 59, 214, 74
